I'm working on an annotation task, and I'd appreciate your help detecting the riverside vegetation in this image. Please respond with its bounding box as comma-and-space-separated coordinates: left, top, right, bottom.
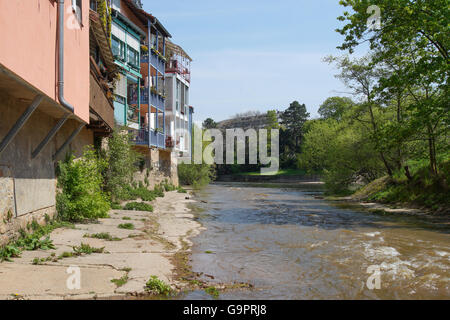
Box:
1, 128, 182, 262
202, 2, 449, 212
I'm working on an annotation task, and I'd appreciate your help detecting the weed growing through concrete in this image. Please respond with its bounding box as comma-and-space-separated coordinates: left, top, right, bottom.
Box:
0, 220, 74, 262
205, 286, 220, 299
118, 223, 135, 230
73, 243, 105, 255
145, 275, 173, 296
111, 274, 129, 287
84, 232, 121, 241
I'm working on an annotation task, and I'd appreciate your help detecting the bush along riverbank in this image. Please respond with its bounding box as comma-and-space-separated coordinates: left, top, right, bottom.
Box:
335, 160, 450, 215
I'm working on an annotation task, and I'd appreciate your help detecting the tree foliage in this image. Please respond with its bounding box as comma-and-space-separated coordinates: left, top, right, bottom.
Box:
104, 129, 141, 201
202, 118, 217, 129
318, 97, 355, 120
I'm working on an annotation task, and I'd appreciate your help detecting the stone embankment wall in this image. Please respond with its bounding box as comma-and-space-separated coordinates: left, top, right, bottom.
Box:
133, 148, 179, 188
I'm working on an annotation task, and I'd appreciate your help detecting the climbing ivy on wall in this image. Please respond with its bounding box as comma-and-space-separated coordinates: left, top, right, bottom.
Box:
97, 0, 112, 43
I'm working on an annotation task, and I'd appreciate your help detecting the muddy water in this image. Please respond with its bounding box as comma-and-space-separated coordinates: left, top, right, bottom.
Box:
182, 182, 450, 300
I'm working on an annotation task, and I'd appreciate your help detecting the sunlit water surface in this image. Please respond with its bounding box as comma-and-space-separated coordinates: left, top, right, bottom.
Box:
180, 182, 450, 300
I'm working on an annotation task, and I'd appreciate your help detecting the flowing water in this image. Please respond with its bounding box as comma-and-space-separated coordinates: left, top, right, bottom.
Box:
181, 182, 450, 300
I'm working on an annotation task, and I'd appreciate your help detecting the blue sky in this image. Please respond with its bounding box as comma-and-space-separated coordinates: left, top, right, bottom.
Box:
143, 0, 363, 123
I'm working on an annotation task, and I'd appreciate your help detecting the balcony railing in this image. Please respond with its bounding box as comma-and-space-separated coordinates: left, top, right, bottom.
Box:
129, 128, 149, 146
141, 51, 149, 63
140, 87, 149, 105
150, 91, 165, 110
140, 47, 166, 73
150, 49, 166, 73
150, 130, 166, 149
166, 59, 191, 83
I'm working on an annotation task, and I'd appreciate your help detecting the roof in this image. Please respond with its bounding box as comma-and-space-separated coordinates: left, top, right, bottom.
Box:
166, 41, 192, 61
89, 10, 117, 75
111, 9, 146, 38
122, 0, 172, 38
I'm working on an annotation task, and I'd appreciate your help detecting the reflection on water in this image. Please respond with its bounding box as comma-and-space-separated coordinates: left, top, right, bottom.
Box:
182, 182, 450, 300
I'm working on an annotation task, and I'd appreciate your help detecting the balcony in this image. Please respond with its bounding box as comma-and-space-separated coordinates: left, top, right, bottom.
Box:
129, 128, 149, 146
150, 90, 165, 110
166, 59, 191, 83
140, 87, 149, 105
141, 51, 149, 63
140, 47, 166, 73
150, 129, 166, 149
140, 87, 165, 108
150, 48, 166, 73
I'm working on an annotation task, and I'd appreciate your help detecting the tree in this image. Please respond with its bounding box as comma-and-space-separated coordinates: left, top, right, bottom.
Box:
336, 0, 449, 175
324, 55, 395, 176
280, 101, 310, 151
318, 97, 355, 120
266, 110, 280, 129
202, 118, 217, 129
104, 129, 141, 201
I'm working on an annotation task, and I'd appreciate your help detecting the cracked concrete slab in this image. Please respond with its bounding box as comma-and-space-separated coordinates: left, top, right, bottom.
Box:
0, 191, 202, 300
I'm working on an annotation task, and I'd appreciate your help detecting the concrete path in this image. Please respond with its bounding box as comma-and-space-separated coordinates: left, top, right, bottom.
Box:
0, 191, 202, 300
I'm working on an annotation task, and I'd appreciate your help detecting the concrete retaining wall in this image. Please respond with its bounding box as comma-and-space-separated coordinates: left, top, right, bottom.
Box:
0, 93, 93, 245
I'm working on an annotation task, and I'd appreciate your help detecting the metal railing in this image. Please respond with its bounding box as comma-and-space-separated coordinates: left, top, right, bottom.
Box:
129, 128, 149, 146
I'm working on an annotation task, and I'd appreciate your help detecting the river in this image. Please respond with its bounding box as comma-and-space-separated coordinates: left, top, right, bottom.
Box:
181, 182, 450, 300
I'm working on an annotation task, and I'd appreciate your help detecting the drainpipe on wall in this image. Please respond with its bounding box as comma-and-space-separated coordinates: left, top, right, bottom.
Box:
58, 0, 75, 113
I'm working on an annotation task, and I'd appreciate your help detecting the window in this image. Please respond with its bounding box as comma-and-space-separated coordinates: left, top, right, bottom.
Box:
127, 47, 139, 68
112, 36, 125, 61
176, 81, 180, 111
72, 0, 82, 24
89, 0, 97, 11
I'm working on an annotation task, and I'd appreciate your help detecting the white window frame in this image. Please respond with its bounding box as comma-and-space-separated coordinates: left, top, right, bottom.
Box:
71, 0, 82, 25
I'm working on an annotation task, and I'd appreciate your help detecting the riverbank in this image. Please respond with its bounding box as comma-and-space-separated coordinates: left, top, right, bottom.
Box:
347, 175, 449, 216
0, 191, 203, 300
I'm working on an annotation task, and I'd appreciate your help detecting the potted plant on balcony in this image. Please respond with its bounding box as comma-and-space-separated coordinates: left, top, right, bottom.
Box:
141, 45, 148, 53
155, 127, 164, 134
165, 136, 174, 148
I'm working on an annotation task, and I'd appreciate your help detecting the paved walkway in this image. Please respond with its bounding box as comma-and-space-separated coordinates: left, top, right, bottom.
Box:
0, 191, 202, 300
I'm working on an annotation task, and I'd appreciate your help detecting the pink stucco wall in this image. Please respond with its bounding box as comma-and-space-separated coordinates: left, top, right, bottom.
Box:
0, 0, 90, 123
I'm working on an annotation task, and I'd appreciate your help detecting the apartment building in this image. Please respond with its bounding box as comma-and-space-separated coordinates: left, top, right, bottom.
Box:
0, 0, 96, 243
106, 0, 179, 186
0, 0, 189, 243
165, 41, 194, 161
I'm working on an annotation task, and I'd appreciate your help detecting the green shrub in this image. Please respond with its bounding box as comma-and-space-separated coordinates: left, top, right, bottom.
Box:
162, 179, 177, 192
131, 187, 156, 201
153, 185, 164, 197
178, 163, 216, 188
111, 203, 122, 210
56, 147, 110, 222
177, 186, 187, 193
123, 202, 153, 212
